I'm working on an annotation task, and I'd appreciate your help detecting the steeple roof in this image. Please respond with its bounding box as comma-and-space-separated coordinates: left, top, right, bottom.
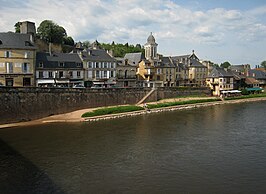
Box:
147, 32, 156, 44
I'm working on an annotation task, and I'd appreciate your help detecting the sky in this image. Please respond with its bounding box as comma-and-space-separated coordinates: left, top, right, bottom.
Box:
0, 0, 265, 66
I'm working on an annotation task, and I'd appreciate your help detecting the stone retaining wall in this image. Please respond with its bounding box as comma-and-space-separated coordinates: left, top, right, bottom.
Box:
0, 87, 210, 124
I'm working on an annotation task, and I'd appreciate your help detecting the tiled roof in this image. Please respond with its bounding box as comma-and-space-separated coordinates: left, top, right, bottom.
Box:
248, 69, 266, 80
36, 52, 83, 69
82, 49, 116, 62
190, 59, 206, 68
124, 52, 145, 66
207, 67, 234, 78
245, 77, 259, 85
0, 32, 36, 49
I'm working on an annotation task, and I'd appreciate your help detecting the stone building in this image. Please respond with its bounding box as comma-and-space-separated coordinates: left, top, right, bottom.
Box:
116, 52, 143, 87
206, 67, 234, 96
35, 52, 84, 87
0, 22, 37, 86
80, 46, 117, 88
172, 51, 207, 86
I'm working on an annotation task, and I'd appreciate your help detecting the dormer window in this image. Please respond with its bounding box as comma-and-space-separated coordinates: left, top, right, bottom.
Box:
4, 51, 11, 58
39, 62, 43, 68
76, 63, 81, 67
59, 62, 64, 67
25, 41, 33, 46
25, 51, 30, 58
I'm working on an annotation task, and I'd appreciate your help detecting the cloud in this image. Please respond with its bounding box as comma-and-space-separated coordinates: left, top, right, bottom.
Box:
0, 0, 265, 65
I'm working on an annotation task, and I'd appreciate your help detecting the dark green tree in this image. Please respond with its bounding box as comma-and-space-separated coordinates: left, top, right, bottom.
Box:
260, 61, 266, 69
37, 20, 67, 44
14, 22, 21, 33
63, 36, 75, 46
220, 61, 231, 68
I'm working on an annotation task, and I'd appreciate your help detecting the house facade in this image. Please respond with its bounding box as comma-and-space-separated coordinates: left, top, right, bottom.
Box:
206, 67, 234, 96
0, 32, 36, 86
35, 52, 84, 87
116, 52, 143, 87
172, 52, 207, 87
81, 47, 117, 88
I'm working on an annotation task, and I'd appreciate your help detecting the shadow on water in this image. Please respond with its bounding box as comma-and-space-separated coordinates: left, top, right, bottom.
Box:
0, 138, 65, 194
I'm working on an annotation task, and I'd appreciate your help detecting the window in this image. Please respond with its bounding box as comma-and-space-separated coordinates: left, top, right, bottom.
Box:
59, 62, 64, 67
59, 71, 64, 78
22, 63, 29, 73
5, 78, 13, 86
88, 62, 92, 68
23, 78, 31, 86
76, 63, 81, 67
48, 71, 53, 78
39, 71, 43, 78
39, 62, 43, 68
96, 62, 99, 68
77, 71, 81, 77
4, 51, 11, 58
6, 62, 13, 73
24, 52, 30, 58
96, 70, 100, 78
110, 71, 114, 77
157, 75, 160, 80
88, 70, 93, 78
104, 71, 107, 78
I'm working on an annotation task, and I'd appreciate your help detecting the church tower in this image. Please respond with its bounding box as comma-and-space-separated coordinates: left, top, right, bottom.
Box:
144, 32, 158, 60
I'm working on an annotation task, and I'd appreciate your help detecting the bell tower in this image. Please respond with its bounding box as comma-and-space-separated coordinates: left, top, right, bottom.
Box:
144, 32, 158, 60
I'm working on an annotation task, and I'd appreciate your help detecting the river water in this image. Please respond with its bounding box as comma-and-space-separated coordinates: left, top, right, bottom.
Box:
1, 101, 266, 193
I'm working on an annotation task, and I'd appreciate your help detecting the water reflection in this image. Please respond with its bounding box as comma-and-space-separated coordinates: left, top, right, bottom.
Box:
0, 101, 266, 193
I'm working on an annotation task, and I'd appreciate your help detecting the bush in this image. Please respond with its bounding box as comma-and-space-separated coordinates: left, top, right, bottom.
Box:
241, 89, 249, 95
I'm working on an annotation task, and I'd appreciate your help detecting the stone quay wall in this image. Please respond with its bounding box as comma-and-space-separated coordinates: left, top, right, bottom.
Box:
0, 87, 210, 124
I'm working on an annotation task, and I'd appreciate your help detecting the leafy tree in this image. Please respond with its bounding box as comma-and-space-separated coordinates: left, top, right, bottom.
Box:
260, 61, 266, 69
63, 36, 74, 46
82, 41, 91, 48
14, 22, 21, 33
220, 61, 231, 68
37, 20, 67, 44
213, 63, 219, 68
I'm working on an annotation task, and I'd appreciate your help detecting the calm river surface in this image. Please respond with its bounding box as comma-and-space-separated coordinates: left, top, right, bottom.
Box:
1, 101, 266, 193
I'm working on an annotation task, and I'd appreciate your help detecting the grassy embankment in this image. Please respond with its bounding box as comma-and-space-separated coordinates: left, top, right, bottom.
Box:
81, 93, 266, 118
81, 105, 144, 118
146, 98, 221, 109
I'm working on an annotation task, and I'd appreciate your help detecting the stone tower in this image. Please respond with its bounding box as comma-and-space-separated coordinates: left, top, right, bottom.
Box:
20, 21, 36, 36
144, 32, 158, 60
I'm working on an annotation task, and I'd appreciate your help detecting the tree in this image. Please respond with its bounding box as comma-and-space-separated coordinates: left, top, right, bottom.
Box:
220, 61, 231, 68
37, 20, 67, 44
63, 36, 74, 46
14, 22, 21, 33
260, 61, 266, 69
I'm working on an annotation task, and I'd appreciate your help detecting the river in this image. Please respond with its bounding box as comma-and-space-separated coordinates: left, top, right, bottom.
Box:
1, 101, 266, 193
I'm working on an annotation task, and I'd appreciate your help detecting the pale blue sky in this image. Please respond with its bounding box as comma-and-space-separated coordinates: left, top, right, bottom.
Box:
0, 0, 265, 66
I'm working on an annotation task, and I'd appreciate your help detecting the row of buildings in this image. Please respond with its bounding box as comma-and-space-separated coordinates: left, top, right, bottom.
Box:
1, 21, 265, 96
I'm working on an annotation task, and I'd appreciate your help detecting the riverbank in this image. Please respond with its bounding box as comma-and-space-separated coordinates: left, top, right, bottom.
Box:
1, 96, 266, 129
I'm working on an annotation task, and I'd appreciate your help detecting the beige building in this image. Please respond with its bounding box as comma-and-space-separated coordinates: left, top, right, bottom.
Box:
0, 32, 36, 86
172, 52, 207, 86
206, 67, 234, 96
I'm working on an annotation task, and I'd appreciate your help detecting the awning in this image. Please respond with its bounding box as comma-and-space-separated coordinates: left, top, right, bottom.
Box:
37, 79, 55, 84
221, 90, 241, 94
56, 80, 69, 84
246, 87, 262, 91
